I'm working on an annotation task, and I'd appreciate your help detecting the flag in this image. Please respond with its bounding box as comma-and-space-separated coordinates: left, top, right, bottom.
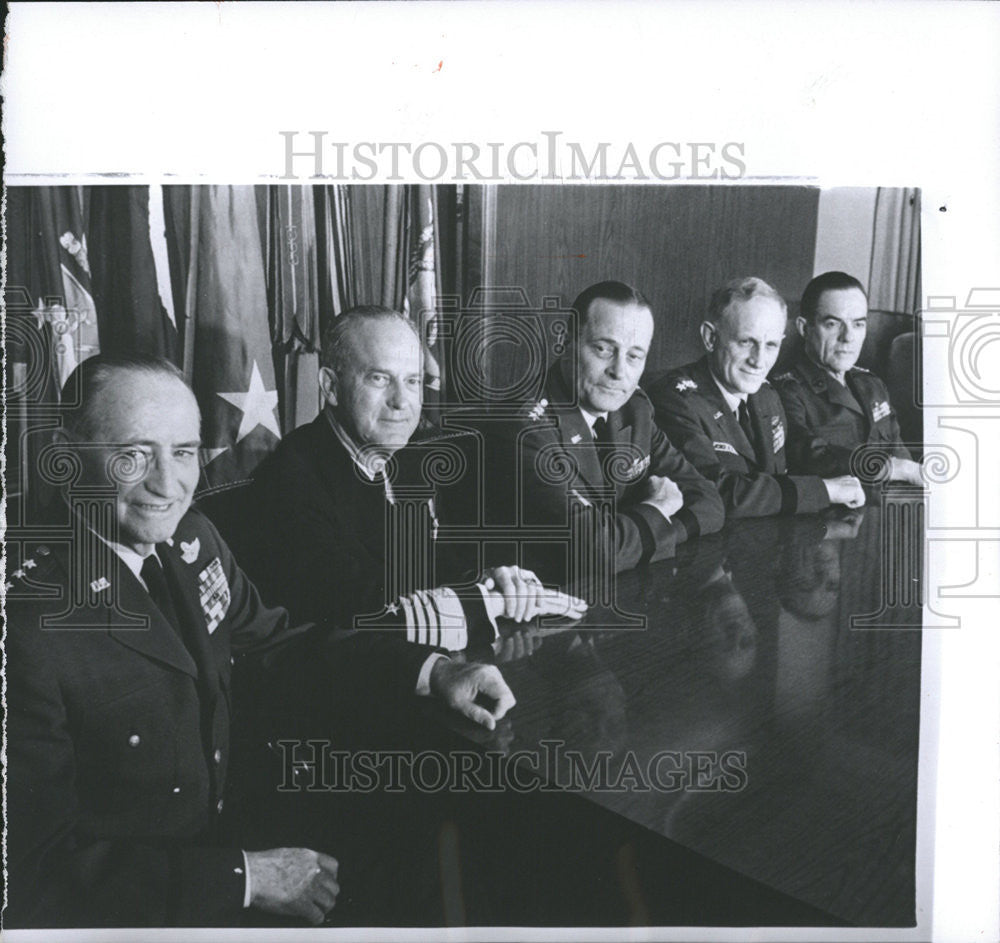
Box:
87, 186, 179, 364
260, 185, 322, 431
4, 188, 99, 521
167, 186, 282, 488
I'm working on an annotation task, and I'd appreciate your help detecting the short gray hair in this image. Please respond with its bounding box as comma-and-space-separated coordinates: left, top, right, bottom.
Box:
320, 305, 420, 375
707, 277, 787, 325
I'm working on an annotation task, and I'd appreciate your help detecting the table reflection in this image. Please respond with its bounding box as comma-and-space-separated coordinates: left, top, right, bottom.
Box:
476, 497, 922, 926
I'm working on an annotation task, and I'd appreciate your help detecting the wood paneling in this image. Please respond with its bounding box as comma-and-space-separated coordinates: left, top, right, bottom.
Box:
473, 185, 819, 396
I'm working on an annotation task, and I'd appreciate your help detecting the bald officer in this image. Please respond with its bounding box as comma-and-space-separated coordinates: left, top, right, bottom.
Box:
245, 305, 585, 650
5, 354, 516, 928
773, 271, 922, 485
647, 277, 865, 518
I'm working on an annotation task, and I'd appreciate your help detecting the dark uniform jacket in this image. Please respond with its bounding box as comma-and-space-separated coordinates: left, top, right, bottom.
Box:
5, 508, 429, 928
238, 413, 496, 651
491, 365, 724, 582
646, 357, 831, 518
772, 354, 912, 479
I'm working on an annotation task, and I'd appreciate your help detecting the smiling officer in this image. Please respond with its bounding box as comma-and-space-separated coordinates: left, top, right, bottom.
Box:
647, 276, 865, 518
5, 354, 516, 928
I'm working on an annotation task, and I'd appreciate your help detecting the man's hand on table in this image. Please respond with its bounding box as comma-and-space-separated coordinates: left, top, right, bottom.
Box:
481, 565, 587, 624
822, 474, 866, 508
246, 847, 340, 925
429, 659, 516, 731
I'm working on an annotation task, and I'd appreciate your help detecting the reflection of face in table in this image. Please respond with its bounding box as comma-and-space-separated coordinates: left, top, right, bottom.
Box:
476, 499, 923, 927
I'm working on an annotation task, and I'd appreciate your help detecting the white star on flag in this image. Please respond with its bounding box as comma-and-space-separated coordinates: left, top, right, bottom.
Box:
218, 361, 281, 443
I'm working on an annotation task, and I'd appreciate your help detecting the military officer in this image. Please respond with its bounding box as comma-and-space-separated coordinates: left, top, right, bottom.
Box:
240, 305, 585, 650
491, 280, 725, 584
773, 270, 922, 485
647, 276, 865, 518
5, 354, 517, 928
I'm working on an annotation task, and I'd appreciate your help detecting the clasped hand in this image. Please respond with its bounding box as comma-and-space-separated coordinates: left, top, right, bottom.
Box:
481, 565, 587, 624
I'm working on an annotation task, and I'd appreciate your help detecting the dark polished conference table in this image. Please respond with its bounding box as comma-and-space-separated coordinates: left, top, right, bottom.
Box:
237, 490, 924, 929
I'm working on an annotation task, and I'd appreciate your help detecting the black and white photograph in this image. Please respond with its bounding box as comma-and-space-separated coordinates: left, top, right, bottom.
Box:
2, 4, 999, 942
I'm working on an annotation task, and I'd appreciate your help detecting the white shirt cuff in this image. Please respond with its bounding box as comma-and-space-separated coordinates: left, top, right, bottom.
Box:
241, 849, 252, 908
415, 652, 449, 696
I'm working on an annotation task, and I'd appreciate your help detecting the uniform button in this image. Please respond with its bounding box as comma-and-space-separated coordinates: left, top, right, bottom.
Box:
217, 799, 224, 813
128, 734, 141, 747
213, 749, 222, 764
172, 786, 181, 794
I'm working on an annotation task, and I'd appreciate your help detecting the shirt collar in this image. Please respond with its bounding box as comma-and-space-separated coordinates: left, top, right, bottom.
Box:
804, 350, 847, 387
579, 407, 609, 433
324, 409, 388, 481
708, 370, 748, 415
93, 530, 158, 586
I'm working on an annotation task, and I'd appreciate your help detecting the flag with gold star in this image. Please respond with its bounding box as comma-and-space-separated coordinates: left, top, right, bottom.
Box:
179, 186, 282, 488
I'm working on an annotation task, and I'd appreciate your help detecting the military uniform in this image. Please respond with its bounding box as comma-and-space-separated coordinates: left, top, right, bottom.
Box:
646, 357, 831, 518
772, 354, 911, 479
4, 507, 430, 928
490, 365, 725, 582
231, 413, 497, 651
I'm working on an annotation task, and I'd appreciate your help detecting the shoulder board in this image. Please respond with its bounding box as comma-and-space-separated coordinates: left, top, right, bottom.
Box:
772, 371, 796, 383
5, 544, 60, 593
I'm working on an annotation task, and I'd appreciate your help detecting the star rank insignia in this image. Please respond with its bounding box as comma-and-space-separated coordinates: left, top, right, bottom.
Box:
527, 398, 549, 421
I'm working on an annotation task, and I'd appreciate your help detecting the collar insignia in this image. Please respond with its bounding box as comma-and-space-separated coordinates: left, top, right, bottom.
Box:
527, 398, 549, 421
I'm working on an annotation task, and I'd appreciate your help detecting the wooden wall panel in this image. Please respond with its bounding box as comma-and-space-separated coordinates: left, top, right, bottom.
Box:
478, 185, 819, 394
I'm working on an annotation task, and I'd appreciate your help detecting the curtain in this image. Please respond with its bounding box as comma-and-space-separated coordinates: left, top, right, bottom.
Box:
868, 188, 921, 314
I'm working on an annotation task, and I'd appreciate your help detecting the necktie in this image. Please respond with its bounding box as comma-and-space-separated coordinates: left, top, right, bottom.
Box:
737, 400, 756, 451
140, 554, 184, 639
592, 416, 612, 446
